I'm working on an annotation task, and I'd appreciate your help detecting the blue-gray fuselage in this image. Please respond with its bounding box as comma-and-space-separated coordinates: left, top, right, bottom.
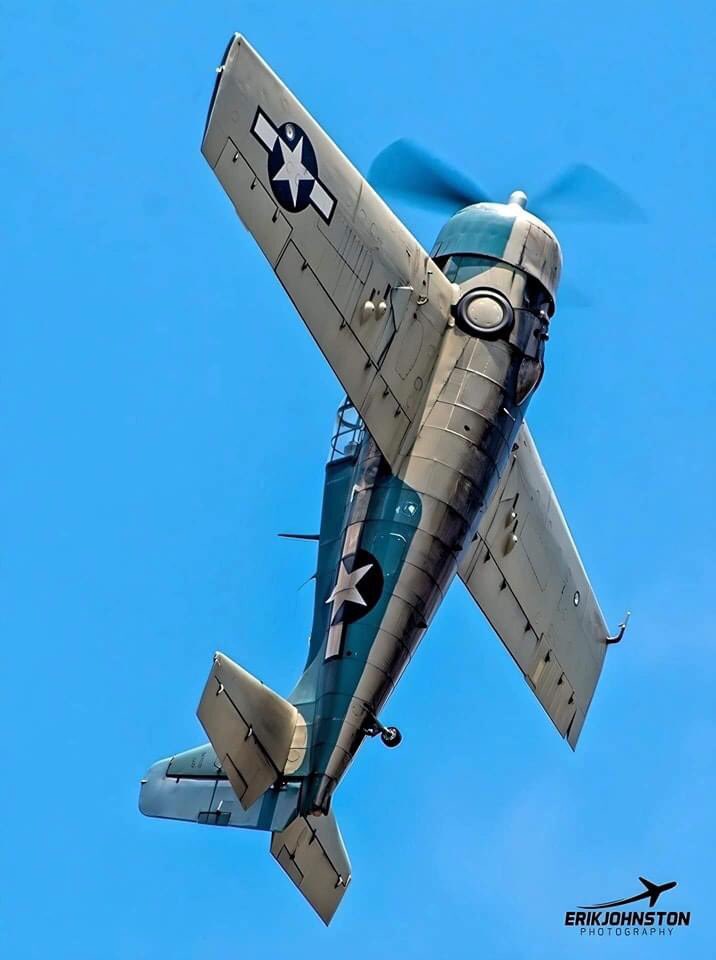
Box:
288, 203, 555, 814
171, 200, 557, 817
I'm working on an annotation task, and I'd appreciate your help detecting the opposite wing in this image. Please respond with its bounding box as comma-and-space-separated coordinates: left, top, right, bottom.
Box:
458, 423, 611, 748
202, 35, 454, 472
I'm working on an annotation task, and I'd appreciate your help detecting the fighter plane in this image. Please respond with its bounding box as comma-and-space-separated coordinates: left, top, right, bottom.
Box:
139, 34, 632, 923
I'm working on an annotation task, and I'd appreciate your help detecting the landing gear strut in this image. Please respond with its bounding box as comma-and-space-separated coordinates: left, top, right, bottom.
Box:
364, 717, 403, 749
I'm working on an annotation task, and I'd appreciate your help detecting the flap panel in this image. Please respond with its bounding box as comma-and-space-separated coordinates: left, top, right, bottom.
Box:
215, 140, 291, 265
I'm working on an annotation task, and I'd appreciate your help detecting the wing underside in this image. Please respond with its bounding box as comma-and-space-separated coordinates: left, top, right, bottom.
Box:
201, 34, 454, 473
458, 422, 611, 748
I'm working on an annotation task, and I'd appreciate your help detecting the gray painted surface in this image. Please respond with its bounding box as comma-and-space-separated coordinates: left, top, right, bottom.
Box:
459, 423, 609, 748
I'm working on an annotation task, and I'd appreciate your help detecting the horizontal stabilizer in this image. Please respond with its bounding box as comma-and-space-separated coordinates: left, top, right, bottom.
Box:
271, 811, 351, 925
197, 652, 298, 809
139, 745, 300, 832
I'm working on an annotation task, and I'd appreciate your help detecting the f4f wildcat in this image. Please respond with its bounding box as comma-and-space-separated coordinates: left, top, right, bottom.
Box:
140, 34, 632, 923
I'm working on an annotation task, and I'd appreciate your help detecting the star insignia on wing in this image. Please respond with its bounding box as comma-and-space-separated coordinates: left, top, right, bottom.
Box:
272, 136, 315, 207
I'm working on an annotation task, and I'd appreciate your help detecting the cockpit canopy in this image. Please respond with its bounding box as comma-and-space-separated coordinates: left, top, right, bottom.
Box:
430, 202, 562, 315
436, 253, 553, 315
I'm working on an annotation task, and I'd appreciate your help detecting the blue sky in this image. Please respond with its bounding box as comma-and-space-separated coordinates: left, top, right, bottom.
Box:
2, 2, 714, 957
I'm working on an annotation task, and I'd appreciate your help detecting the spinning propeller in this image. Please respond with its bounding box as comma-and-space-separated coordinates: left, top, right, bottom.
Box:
368, 139, 645, 224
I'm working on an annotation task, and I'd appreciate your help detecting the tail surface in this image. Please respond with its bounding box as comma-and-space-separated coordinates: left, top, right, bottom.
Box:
139, 651, 352, 924
197, 652, 298, 809
271, 809, 351, 924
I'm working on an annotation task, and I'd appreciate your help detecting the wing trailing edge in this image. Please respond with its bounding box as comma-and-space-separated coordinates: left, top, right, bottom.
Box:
458, 422, 613, 748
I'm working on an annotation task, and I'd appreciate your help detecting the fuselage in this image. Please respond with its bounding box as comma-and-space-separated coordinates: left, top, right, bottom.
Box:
289, 199, 561, 814
161, 200, 563, 817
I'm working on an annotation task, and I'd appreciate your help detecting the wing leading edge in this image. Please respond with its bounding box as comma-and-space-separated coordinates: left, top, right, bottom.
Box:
201, 34, 454, 474
458, 423, 612, 748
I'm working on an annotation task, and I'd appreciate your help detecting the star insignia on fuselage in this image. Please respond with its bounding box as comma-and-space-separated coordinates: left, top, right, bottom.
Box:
326, 558, 373, 624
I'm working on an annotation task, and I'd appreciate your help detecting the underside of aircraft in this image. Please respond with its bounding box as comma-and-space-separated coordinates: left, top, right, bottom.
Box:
140, 33, 627, 924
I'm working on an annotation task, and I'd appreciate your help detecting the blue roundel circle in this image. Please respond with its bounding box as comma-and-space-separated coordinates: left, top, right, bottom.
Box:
267, 121, 318, 213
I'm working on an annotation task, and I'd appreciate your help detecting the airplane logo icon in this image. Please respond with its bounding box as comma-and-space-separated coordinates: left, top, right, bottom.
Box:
580, 877, 677, 910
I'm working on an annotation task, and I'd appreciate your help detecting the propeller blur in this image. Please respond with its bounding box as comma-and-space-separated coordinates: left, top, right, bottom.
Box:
368, 138, 645, 224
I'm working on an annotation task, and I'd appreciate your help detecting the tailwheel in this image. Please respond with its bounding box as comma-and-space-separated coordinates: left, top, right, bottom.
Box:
380, 726, 402, 748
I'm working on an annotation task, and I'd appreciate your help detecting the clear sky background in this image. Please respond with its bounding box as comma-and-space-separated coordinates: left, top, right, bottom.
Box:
2, 2, 715, 957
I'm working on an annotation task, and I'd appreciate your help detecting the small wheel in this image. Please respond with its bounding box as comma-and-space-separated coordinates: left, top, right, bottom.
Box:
381, 726, 402, 748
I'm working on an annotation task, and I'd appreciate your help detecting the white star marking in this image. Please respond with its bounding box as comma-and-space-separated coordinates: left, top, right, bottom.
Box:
272, 136, 314, 207
325, 558, 373, 609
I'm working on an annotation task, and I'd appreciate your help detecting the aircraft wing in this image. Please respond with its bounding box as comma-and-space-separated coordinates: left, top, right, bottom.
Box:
202, 34, 454, 472
457, 422, 612, 748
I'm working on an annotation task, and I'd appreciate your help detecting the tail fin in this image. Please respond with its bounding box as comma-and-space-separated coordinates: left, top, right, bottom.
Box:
139, 651, 353, 922
196, 651, 298, 810
139, 747, 352, 923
